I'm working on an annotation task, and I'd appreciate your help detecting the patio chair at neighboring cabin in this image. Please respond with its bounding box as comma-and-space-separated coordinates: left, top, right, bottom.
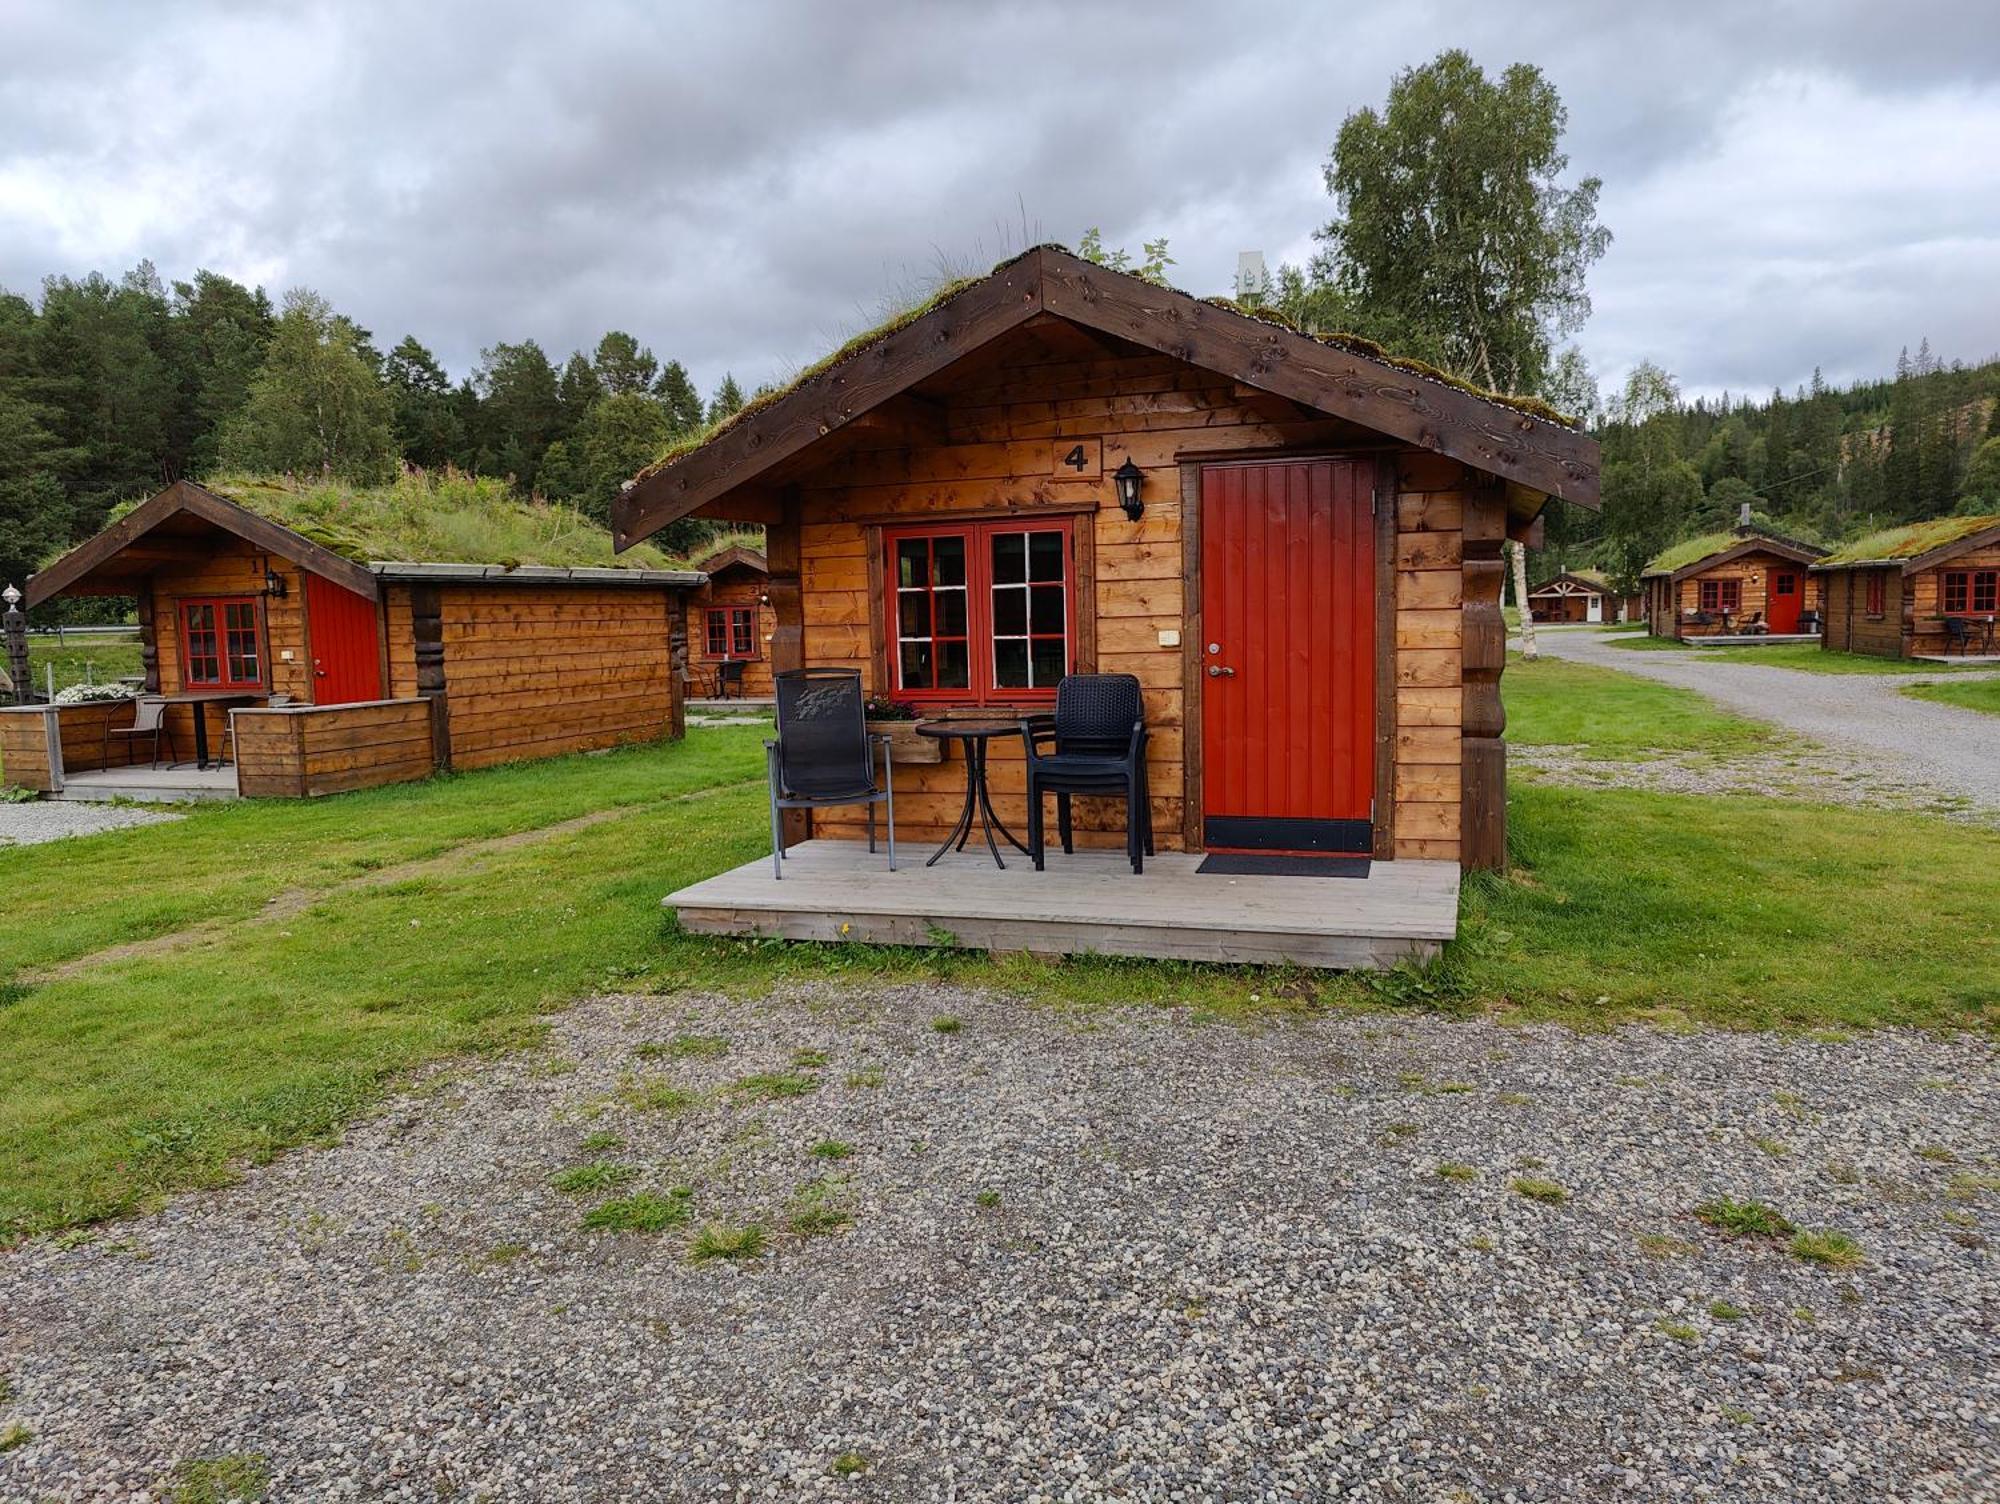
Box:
1019, 672, 1152, 876
1797, 609, 1821, 634
1942, 616, 1976, 656
765, 668, 894, 879
104, 696, 173, 769
713, 659, 747, 699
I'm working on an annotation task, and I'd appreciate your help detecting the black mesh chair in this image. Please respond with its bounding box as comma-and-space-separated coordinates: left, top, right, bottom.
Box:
767, 668, 894, 879
1943, 617, 1975, 656
1019, 673, 1152, 875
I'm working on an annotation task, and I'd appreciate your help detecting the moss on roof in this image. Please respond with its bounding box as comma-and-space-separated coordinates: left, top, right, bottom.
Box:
1816, 514, 2000, 567
192, 471, 681, 570
637, 244, 1580, 483
1641, 532, 1745, 576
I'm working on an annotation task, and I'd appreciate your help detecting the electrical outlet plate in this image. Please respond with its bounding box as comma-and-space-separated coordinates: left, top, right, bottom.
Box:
1158, 628, 1181, 648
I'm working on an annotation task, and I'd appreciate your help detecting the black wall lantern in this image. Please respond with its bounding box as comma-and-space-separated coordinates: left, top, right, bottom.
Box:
263, 568, 288, 598
1112, 458, 1145, 522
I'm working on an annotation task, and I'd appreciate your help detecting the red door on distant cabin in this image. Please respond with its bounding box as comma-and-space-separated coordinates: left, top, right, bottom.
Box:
304, 573, 384, 704
1200, 459, 1375, 853
1767, 569, 1803, 633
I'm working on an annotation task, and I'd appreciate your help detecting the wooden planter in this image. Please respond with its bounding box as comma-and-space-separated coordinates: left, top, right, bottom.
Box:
867, 719, 942, 765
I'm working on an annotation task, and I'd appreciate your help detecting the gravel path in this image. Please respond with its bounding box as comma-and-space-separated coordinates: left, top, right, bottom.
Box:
2, 988, 1993, 1501
0, 800, 179, 846
1528, 629, 2000, 817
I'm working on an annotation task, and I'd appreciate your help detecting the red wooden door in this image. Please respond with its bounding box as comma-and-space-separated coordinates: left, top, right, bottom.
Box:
304, 573, 384, 704
1200, 459, 1374, 853
1767, 569, 1802, 633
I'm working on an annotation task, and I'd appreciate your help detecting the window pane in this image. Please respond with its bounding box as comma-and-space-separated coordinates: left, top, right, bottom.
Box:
1028, 531, 1063, 582
896, 540, 927, 588
1976, 572, 1997, 612
1030, 639, 1067, 686
994, 638, 1028, 687
991, 532, 1026, 583
935, 589, 967, 637
932, 536, 965, 587
992, 585, 1026, 636
937, 640, 969, 689
899, 641, 933, 689
1030, 585, 1064, 635
898, 591, 931, 638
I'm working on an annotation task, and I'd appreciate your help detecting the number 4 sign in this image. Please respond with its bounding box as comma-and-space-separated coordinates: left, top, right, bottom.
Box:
1051, 438, 1102, 479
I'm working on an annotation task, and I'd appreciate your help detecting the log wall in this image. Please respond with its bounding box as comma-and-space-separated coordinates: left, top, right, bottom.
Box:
0, 706, 56, 791
1908, 546, 2000, 656
692, 574, 777, 698
232, 699, 436, 797
761, 347, 1497, 866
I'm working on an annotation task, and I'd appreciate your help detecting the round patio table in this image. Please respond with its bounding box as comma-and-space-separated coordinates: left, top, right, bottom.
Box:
915, 719, 1031, 869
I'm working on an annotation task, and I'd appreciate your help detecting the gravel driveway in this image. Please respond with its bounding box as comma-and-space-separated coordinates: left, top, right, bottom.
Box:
2, 988, 1992, 1501
0, 800, 179, 846
1529, 629, 2000, 817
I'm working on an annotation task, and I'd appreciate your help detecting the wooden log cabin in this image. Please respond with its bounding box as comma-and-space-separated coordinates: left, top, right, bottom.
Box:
614, 245, 1601, 883
8, 479, 701, 799
1813, 514, 2000, 659
688, 544, 776, 698
1526, 568, 1636, 624
1640, 527, 1826, 639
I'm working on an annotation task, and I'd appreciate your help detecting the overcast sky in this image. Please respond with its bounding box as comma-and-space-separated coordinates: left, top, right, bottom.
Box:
5, 0, 1999, 408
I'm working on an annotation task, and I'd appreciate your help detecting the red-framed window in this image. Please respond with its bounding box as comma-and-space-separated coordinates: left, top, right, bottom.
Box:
1942, 569, 1998, 615
1698, 578, 1741, 613
179, 596, 263, 690
704, 606, 758, 659
1774, 573, 1796, 597
1865, 572, 1886, 616
884, 519, 1073, 703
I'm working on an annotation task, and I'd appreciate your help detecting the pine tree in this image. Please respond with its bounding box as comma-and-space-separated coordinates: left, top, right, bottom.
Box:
592, 332, 659, 396
705, 374, 744, 426
384, 336, 463, 469
472, 340, 561, 486
653, 360, 703, 434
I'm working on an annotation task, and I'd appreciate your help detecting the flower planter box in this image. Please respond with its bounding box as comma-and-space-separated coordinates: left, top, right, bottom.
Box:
867, 719, 942, 765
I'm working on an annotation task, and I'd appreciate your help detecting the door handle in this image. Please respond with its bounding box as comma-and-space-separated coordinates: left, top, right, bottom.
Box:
313, 659, 326, 678
1207, 665, 1235, 677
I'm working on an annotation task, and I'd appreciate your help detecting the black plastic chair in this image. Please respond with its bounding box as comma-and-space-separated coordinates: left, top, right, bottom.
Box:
1019, 673, 1152, 875
1943, 617, 1975, 656
766, 669, 894, 879
713, 659, 747, 699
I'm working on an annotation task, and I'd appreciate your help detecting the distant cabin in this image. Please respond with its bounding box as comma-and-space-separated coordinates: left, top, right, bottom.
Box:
1640, 527, 1826, 640
613, 244, 1601, 872
1813, 515, 2000, 660
6, 479, 702, 798
1526, 569, 1636, 624
689, 544, 775, 698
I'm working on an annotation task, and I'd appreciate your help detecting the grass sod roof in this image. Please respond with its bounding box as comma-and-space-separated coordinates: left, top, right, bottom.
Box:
1814, 514, 2000, 568
189, 471, 683, 570
636, 245, 1582, 484
1640, 532, 1749, 577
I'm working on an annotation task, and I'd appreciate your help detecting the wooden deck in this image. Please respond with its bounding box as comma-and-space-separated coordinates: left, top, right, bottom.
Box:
667, 840, 1461, 969
1688, 632, 1821, 647
52, 766, 239, 803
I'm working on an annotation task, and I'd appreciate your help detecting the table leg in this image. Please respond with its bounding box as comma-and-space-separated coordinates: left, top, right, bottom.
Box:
192, 707, 211, 770
969, 740, 1005, 868
977, 755, 1031, 855
925, 744, 980, 868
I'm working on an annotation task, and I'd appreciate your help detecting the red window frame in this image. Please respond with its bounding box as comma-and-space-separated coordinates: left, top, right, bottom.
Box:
1942, 569, 1996, 615
1698, 578, 1741, 614
179, 595, 264, 691
703, 606, 759, 660
882, 518, 1074, 705
1865, 572, 1886, 616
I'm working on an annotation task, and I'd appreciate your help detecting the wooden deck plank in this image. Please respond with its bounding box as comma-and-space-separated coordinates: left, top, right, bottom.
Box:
666, 841, 1459, 969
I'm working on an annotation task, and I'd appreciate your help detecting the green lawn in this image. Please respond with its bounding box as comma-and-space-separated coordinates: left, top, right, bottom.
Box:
25, 632, 143, 692
1903, 677, 2000, 716
2, 660, 1996, 1240
1612, 636, 1981, 675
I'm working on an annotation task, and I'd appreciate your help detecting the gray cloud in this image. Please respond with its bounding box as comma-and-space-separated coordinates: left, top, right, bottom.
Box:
4, 0, 1998, 405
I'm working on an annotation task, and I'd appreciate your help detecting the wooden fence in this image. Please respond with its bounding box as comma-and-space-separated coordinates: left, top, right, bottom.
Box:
232, 699, 438, 797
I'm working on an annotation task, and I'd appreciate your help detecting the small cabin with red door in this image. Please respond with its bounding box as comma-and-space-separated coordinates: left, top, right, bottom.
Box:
1640, 527, 1826, 640
1813, 514, 2000, 660
617, 246, 1600, 966
6, 477, 702, 799
689, 544, 775, 699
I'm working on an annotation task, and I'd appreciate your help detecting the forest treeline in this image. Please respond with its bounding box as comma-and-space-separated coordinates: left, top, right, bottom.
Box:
0, 265, 743, 603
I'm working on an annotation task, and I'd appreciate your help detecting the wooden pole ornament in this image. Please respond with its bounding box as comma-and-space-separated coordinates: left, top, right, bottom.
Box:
2, 584, 30, 704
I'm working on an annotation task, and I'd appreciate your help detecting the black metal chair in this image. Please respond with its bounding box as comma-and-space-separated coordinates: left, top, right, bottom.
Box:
1943, 617, 1975, 656
713, 659, 747, 699
766, 668, 894, 879
1797, 609, 1821, 635
1019, 673, 1152, 875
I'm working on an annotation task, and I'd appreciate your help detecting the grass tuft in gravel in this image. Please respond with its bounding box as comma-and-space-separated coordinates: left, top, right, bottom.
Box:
1, 1422, 31, 1452
1790, 1230, 1866, 1268
550, 1162, 638, 1196
1637, 1233, 1696, 1258
1511, 1176, 1568, 1204
1695, 1197, 1796, 1239
582, 1189, 693, 1234
830, 1451, 869, 1476
844, 1067, 886, 1089
730, 1071, 818, 1101
930, 1015, 962, 1034
789, 1178, 855, 1237
667, 1033, 730, 1059
689, 1220, 767, 1262
974, 1189, 1001, 1208
1434, 1162, 1478, 1181
1709, 1299, 1749, 1321
810, 1139, 854, 1160
617, 1079, 702, 1114
1914, 1145, 1956, 1163
580, 1130, 625, 1152
163, 1453, 270, 1503
791, 1047, 831, 1069
1654, 1318, 1699, 1343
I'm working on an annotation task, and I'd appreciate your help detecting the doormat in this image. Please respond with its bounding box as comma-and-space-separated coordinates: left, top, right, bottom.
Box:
1196, 853, 1371, 879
